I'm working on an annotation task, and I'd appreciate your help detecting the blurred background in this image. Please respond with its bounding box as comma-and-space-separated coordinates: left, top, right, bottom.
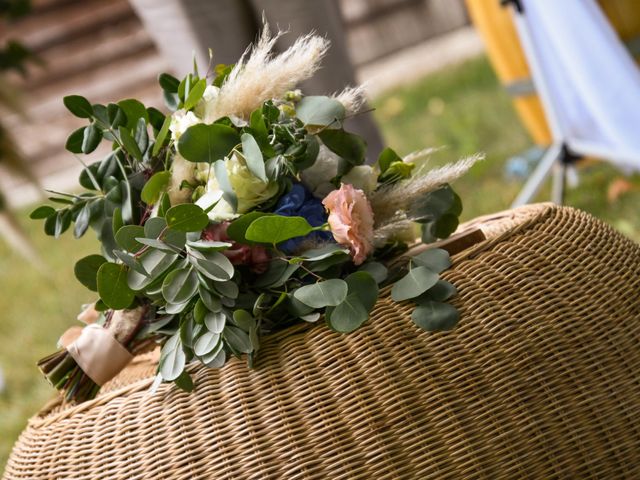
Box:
1, 0, 639, 467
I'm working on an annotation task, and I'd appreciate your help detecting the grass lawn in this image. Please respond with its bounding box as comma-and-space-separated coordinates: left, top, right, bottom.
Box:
1, 55, 639, 468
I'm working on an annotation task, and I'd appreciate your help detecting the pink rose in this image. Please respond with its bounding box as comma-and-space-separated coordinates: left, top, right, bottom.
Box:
202, 222, 270, 274
322, 183, 374, 265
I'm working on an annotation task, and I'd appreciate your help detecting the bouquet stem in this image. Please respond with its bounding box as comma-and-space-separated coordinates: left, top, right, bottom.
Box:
38, 306, 147, 403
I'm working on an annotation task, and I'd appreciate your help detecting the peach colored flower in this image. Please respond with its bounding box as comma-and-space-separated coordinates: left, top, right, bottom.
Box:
322, 183, 374, 265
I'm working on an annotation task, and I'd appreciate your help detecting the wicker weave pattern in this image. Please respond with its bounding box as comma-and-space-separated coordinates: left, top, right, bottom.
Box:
5, 204, 640, 479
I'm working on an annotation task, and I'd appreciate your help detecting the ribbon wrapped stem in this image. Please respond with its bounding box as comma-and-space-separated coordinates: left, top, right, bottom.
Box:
38, 306, 147, 403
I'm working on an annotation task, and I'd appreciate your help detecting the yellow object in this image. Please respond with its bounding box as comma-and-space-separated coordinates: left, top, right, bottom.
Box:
466, 0, 640, 147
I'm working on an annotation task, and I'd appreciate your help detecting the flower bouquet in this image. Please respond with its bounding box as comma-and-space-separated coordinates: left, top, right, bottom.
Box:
33, 28, 480, 403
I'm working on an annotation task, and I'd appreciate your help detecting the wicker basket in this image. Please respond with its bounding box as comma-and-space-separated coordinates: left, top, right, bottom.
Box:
5, 203, 640, 479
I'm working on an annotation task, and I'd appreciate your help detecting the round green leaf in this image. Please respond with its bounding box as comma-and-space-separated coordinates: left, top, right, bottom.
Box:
74, 254, 107, 291
162, 267, 198, 304
118, 98, 149, 130
391, 266, 439, 302
165, 204, 209, 232
328, 294, 369, 333
344, 271, 378, 312
177, 123, 240, 164
411, 301, 460, 332
245, 215, 313, 245
416, 280, 457, 303
115, 225, 145, 252
226, 212, 271, 243
97, 262, 136, 309
359, 262, 388, 284
293, 279, 348, 309
296, 96, 345, 126
411, 248, 451, 273
63, 95, 93, 118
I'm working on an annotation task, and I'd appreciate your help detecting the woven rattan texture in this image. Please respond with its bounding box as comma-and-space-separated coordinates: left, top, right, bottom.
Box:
5, 204, 640, 479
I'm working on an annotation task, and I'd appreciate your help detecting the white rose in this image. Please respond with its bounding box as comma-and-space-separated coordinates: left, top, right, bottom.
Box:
341, 165, 378, 195
300, 144, 340, 198
169, 109, 201, 141
197, 153, 279, 221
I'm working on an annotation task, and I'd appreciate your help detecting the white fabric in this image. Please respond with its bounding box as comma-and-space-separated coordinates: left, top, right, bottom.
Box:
519, 0, 640, 170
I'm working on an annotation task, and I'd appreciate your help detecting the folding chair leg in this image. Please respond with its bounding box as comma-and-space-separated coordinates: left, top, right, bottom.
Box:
512, 143, 562, 207
551, 161, 567, 204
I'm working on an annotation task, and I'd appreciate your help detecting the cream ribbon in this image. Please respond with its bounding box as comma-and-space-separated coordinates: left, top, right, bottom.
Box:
66, 324, 133, 386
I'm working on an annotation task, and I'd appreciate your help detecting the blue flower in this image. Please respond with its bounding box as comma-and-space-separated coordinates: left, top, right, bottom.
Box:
274, 183, 333, 253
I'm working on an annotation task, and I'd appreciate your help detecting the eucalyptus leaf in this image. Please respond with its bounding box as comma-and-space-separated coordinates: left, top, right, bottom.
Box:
177, 123, 240, 164
359, 262, 388, 284
73, 203, 92, 238
199, 286, 222, 312
415, 280, 457, 303
411, 248, 451, 273
187, 240, 232, 251
118, 126, 143, 162
190, 249, 234, 281
240, 133, 267, 182
81, 123, 102, 154
162, 267, 198, 304
30, 205, 55, 220
159, 332, 185, 381
74, 254, 107, 291
65, 127, 85, 153
115, 225, 145, 252
223, 326, 253, 354
391, 266, 439, 302
165, 204, 209, 232
245, 215, 313, 245
212, 159, 237, 211
293, 279, 348, 309
203, 348, 226, 368
296, 96, 345, 127
226, 211, 271, 243
152, 115, 171, 157
174, 371, 194, 392
63, 95, 93, 118
97, 262, 136, 309
118, 98, 149, 130
204, 311, 225, 333
232, 309, 255, 332
194, 331, 220, 356
183, 78, 206, 111
214, 280, 239, 299
411, 301, 460, 331
328, 294, 369, 333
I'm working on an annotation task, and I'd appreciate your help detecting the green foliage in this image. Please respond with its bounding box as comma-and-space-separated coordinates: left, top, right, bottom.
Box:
391, 266, 439, 302
177, 123, 240, 163
74, 254, 107, 292
97, 263, 135, 309
295, 95, 345, 127
294, 279, 348, 309
165, 204, 209, 232
245, 215, 314, 245
411, 301, 459, 331
141, 171, 171, 205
